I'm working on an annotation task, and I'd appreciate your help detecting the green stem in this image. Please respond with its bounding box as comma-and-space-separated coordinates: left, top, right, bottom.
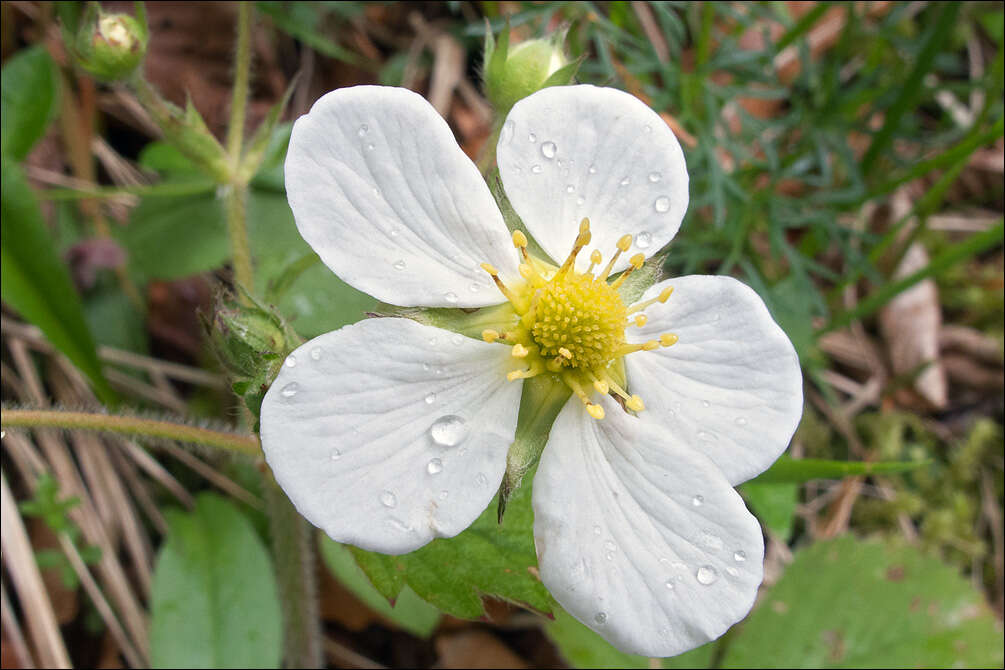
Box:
0, 409, 259, 455
263, 480, 323, 668
227, 2, 253, 165
223, 183, 255, 297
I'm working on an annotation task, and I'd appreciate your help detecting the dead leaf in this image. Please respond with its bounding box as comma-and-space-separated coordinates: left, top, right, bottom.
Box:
435, 630, 528, 669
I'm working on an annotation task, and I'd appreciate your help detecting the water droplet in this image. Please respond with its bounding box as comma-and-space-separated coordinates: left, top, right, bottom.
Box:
389, 228, 400, 237
566, 184, 576, 194
636, 231, 652, 249
619, 176, 631, 187
531, 164, 543, 174
310, 347, 323, 361
284, 355, 297, 368
366, 143, 375, 151
513, 165, 523, 174
700, 531, 724, 551
648, 171, 662, 182
726, 567, 739, 577
430, 415, 468, 447
735, 417, 748, 426
393, 259, 406, 271
426, 458, 443, 475
593, 525, 602, 535
451, 334, 464, 346
476, 472, 488, 486
280, 382, 299, 398
733, 550, 747, 562
604, 540, 617, 552
697, 430, 716, 442
424, 393, 436, 405
659, 557, 672, 567
444, 291, 458, 303
468, 282, 481, 293
541, 141, 557, 159
330, 448, 341, 461
691, 494, 704, 507
380, 491, 397, 508
588, 164, 598, 174
422, 363, 431, 372
701, 400, 711, 408
605, 552, 615, 561
654, 196, 671, 213
357, 123, 369, 137
528, 132, 537, 143
594, 612, 608, 625
665, 579, 675, 590
439, 490, 449, 500
576, 196, 585, 206
428, 337, 437, 346
388, 518, 412, 532
696, 565, 719, 585
644, 124, 652, 133
500, 120, 514, 144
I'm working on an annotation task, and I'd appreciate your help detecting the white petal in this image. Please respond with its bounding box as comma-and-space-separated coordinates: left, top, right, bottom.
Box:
626, 275, 803, 485
497, 85, 688, 273
260, 317, 521, 555
285, 86, 518, 308
533, 395, 764, 657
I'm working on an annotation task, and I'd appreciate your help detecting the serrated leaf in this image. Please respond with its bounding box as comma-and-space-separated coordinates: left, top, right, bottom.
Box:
150, 493, 281, 669
1, 162, 115, 403
1, 45, 59, 160
721, 536, 1004, 668
320, 537, 441, 638
748, 455, 929, 485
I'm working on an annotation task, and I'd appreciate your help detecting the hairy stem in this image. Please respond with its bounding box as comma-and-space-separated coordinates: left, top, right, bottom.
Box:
223, 182, 255, 296
0, 409, 259, 455
227, 2, 253, 164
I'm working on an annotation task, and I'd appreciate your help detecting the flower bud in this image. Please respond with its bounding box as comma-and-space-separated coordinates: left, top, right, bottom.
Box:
72, 9, 148, 82
483, 27, 577, 115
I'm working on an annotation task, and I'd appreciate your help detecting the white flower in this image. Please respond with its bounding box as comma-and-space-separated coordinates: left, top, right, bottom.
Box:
260, 84, 803, 656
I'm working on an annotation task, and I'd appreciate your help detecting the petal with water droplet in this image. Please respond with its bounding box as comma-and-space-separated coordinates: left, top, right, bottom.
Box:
497, 85, 689, 274
286, 86, 517, 308
261, 318, 521, 554
533, 394, 764, 657
626, 275, 803, 484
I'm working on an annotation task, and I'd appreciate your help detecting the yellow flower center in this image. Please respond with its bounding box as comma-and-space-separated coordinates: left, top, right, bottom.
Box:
479, 220, 678, 419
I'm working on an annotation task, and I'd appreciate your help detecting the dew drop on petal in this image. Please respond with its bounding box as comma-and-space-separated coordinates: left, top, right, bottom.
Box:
451, 334, 464, 346
726, 567, 739, 577
393, 259, 406, 271
665, 579, 675, 590
500, 120, 514, 144
734, 550, 747, 562
475, 472, 488, 486
604, 540, 617, 552
594, 612, 608, 625
357, 124, 368, 137
531, 164, 543, 174
380, 491, 397, 508
439, 490, 449, 500
329, 448, 341, 461
528, 132, 537, 143
426, 458, 443, 475
284, 355, 297, 368
691, 494, 704, 507
648, 171, 662, 183
654, 196, 671, 213
468, 282, 481, 293
643, 124, 652, 134
700, 531, 724, 551
366, 143, 375, 151
422, 363, 431, 372
310, 347, 323, 361
424, 393, 436, 405
593, 525, 602, 535
541, 141, 557, 159
696, 565, 719, 585
566, 184, 576, 194
619, 176, 631, 187
605, 552, 615, 561
430, 415, 468, 447
735, 417, 748, 426
636, 231, 652, 249
444, 291, 459, 303
702, 400, 711, 408
576, 196, 585, 206
588, 164, 598, 174
389, 228, 400, 237
280, 382, 299, 398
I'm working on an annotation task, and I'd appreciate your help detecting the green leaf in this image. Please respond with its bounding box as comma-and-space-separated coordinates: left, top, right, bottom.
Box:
150, 493, 282, 669
1, 162, 115, 403
351, 475, 552, 620
739, 482, 797, 542
319, 537, 441, 638
721, 536, 1004, 668
748, 455, 929, 485
1, 45, 59, 160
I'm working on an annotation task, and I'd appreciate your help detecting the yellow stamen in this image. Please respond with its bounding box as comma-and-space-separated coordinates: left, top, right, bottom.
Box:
599, 234, 633, 280
628, 286, 674, 315
626, 395, 645, 412
511, 343, 530, 358
481, 262, 521, 307
507, 361, 544, 381
482, 329, 500, 343
592, 377, 609, 394
610, 253, 645, 290
556, 218, 592, 277
558, 347, 573, 360
587, 403, 606, 420
633, 314, 648, 327
512, 230, 528, 249
659, 333, 678, 347
587, 249, 603, 274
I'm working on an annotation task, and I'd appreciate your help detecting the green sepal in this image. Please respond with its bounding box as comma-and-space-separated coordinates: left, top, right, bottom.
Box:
539, 55, 583, 89
376, 302, 517, 341
616, 252, 665, 304
497, 375, 571, 522
237, 74, 300, 184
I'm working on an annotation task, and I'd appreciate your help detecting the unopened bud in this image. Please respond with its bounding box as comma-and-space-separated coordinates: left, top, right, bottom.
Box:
73, 10, 148, 81
484, 28, 576, 114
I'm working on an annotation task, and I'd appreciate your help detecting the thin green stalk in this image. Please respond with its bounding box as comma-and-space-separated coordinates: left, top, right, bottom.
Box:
819, 220, 1004, 335
263, 482, 323, 669
227, 2, 253, 165
223, 183, 255, 295
0, 408, 259, 455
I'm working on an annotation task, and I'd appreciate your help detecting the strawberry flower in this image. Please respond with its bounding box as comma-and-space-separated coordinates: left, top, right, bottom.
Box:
260, 84, 803, 656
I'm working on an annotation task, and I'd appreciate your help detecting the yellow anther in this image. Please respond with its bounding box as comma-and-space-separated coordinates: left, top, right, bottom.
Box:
587, 403, 606, 420
512, 230, 528, 248
590, 249, 603, 265
512, 343, 530, 358
634, 314, 648, 327
628, 286, 675, 315
616, 234, 633, 252
659, 287, 673, 302
519, 263, 534, 278
506, 370, 524, 381
660, 333, 678, 347
481, 262, 498, 275
579, 218, 591, 234
626, 395, 645, 412
593, 378, 609, 394
629, 253, 645, 269
482, 329, 500, 343
642, 340, 659, 351
558, 347, 573, 359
